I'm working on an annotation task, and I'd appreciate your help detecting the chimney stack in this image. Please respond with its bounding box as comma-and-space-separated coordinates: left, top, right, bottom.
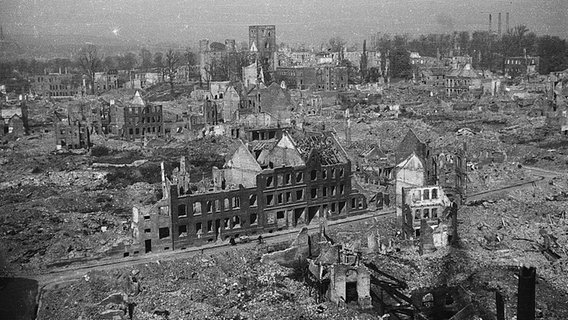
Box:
517, 266, 536, 320
498, 13, 502, 36
489, 14, 492, 33
506, 12, 510, 33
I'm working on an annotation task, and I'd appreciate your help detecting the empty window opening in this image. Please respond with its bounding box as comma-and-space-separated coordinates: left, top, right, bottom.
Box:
285, 192, 292, 203
310, 170, 318, 181
224, 218, 230, 229
250, 213, 258, 225
339, 201, 346, 214
233, 216, 241, 228
351, 198, 357, 209
323, 187, 328, 197
195, 222, 203, 234
193, 202, 202, 215
339, 168, 345, 178
207, 221, 213, 233
432, 208, 438, 219
266, 176, 274, 188
178, 204, 187, 217
322, 169, 327, 179
277, 211, 285, 219
233, 197, 240, 208
277, 193, 283, 204
311, 188, 318, 199
266, 194, 274, 206
340, 184, 345, 195
249, 194, 257, 207
207, 201, 213, 213
159, 227, 170, 239
296, 172, 304, 183
179, 225, 187, 237
307, 206, 319, 224
331, 203, 337, 214
415, 209, 421, 220
331, 186, 337, 196
293, 207, 305, 226
144, 228, 151, 233
296, 189, 304, 200
423, 208, 430, 219
144, 215, 150, 221
285, 173, 292, 184
432, 188, 438, 199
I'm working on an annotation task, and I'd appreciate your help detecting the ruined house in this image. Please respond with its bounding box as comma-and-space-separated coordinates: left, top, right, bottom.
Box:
401, 186, 451, 241
199, 39, 238, 84
394, 130, 467, 227
308, 241, 373, 309
135, 130, 365, 254
108, 91, 164, 141
445, 64, 483, 97
2, 114, 25, 136
240, 82, 295, 123
504, 56, 540, 78
54, 113, 90, 150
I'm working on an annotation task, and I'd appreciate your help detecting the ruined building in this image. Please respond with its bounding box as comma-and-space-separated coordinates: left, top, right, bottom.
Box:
504, 56, 541, 78
401, 185, 452, 240
123, 130, 368, 255
199, 39, 239, 84
54, 111, 90, 150
394, 130, 466, 243
249, 25, 277, 74
107, 91, 164, 141
275, 65, 348, 91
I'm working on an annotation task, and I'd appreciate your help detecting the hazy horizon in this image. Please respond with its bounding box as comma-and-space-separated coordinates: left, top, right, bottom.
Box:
1, 0, 567, 48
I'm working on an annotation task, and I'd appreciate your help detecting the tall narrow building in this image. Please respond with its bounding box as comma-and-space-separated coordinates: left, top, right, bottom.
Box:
249, 25, 277, 74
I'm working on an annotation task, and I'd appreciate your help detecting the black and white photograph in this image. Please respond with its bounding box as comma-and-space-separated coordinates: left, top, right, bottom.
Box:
0, 0, 567, 319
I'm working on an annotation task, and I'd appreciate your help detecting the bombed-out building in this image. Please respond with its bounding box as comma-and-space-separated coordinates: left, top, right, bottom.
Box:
124, 130, 368, 254
107, 91, 164, 141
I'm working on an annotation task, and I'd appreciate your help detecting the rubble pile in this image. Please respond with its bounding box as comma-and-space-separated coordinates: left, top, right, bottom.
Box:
39, 248, 376, 319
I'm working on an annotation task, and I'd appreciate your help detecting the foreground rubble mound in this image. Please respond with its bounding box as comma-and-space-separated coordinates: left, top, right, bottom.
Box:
39, 248, 377, 320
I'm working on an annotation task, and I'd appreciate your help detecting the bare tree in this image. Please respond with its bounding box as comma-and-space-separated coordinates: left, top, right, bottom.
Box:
164, 49, 181, 96
328, 36, 347, 52
78, 44, 102, 95
184, 47, 196, 82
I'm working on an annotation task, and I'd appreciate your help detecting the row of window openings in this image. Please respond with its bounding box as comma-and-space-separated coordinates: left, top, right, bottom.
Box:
265, 168, 345, 188
128, 106, 161, 113
413, 207, 439, 220
128, 127, 161, 135
411, 188, 439, 201
182, 215, 255, 236
266, 185, 346, 206
178, 197, 241, 216
266, 189, 305, 206
128, 116, 161, 124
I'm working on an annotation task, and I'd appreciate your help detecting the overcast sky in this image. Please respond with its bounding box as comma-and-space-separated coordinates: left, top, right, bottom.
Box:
1, 0, 566, 46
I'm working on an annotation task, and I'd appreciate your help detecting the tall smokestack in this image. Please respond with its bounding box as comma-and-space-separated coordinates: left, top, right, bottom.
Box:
506, 12, 510, 34
498, 13, 502, 36
489, 14, 492, 33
